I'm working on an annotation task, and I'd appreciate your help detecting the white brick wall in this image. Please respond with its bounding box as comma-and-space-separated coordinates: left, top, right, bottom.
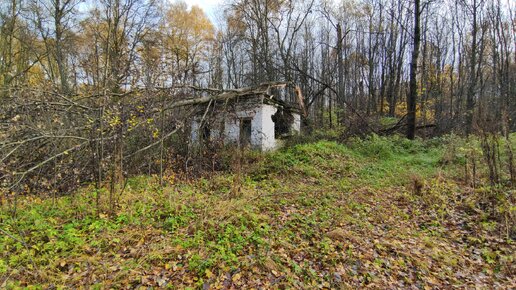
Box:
191, 103, 300, 151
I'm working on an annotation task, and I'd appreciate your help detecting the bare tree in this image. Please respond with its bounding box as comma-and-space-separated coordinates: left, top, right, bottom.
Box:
406, 0, 422, 139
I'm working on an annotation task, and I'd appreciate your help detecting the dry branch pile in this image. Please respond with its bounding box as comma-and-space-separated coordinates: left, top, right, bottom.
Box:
1, 88, 184, 201
0, 82, 305, 206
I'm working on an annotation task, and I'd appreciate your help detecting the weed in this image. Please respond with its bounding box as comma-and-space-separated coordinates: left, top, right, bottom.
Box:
1, 135, 514, 288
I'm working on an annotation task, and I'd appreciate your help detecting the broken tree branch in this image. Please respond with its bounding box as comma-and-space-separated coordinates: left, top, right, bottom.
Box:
162, 82, 306, 114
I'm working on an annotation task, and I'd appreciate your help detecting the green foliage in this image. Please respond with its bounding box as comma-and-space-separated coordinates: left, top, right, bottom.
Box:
347, 134, 430, 158
254, 140, 356, 181
379, 116, 399, 127
1, 134, 514, 288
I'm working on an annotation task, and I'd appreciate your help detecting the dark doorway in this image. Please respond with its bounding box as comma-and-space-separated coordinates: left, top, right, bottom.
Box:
201, 125, 210, 143
240, 118, 252, 147
271, 108, 294, 138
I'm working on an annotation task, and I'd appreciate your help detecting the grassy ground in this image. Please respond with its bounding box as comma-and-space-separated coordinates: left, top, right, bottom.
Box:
1, 135, 515, 288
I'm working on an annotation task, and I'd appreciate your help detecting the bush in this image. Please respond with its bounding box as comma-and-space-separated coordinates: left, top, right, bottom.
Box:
347, 134, 406, 158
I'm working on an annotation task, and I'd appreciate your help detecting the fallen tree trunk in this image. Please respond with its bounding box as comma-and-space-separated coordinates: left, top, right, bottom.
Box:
163, 82, 307, 116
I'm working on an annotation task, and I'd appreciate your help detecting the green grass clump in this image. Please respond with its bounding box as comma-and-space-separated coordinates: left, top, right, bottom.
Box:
258, 135, 445, 188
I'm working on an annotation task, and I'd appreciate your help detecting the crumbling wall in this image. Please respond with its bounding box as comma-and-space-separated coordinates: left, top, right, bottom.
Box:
272, 108, 301, 138
224, 103, 277, 151
254, 104, 277, 151
191, 101, 295, 151
291, 113, 301, 134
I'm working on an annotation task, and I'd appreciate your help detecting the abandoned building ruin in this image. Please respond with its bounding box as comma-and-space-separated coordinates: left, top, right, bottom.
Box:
189, 82, 306, 151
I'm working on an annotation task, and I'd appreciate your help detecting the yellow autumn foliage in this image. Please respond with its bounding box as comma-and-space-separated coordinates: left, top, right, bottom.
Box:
163, 2, 215, 62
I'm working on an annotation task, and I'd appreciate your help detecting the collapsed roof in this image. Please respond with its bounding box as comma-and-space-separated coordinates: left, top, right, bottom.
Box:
165, 82, 307, 116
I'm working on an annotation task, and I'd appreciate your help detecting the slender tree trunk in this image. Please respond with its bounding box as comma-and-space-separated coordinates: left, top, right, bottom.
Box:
466, 0, 479, 135
336, 23, 344, 123
54, 0, 69, 94
407, 0, 421, 140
